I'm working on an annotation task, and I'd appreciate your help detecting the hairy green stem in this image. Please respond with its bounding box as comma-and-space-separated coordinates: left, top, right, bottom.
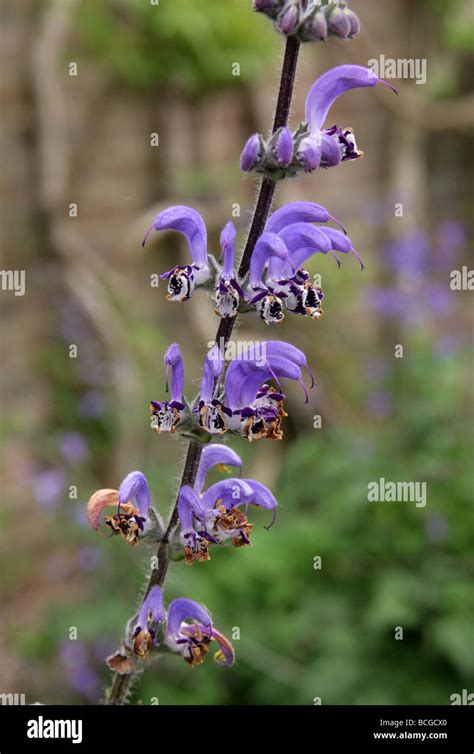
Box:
104, 34, 300, 706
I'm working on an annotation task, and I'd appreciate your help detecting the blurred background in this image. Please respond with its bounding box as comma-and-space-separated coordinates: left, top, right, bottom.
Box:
1, 0, 473, 705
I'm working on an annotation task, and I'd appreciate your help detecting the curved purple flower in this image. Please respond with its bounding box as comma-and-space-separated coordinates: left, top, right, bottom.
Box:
248, 231, 294, 324
194, 444, 242, 493
132, 586, 165, 657
303, 65, 397, 169
214, 222, 245, 319
177, 472, 277, 564
130, 587, 235, 666
221, 340, 313, 441
197, 345, 229, 434
150, 343, 185, 433
142, 206, 210, 302
166, 597, 234, 667
86, 471, 151, 546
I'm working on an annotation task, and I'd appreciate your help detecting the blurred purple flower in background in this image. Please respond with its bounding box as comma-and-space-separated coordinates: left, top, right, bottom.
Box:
59, 431, 88, 463
78, 391, 106, 418
33, 469, 67, 512
59, 641, 100, 701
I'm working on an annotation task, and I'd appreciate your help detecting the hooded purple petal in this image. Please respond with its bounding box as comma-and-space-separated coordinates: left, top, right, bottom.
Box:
195, 445, 242, 492
177, 485, 207, 535
249, 232, 292, 289
200, 478, 254, 510
240, 134, 260, 171
265, 201, 343, 234
200, 345, 224, 404
118, 471, 150, 519
220, 221, 237, 279
306, 65, 396, 133
164, 343, 184, 403
275, 127, 294, 167
167, 598, 212, 639
135, 586, 165, 632
142, 206, 208, 267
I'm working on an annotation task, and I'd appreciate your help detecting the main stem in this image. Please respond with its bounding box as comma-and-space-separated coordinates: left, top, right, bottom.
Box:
105, 35, 300, 705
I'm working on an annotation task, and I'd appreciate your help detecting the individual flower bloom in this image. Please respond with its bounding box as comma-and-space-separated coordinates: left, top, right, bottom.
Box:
150, 343, 185, 433
223, 340, 314, 441
142, 206, 210, 302
86, 470, 150, 545
132, 586, 166, 658
198, 345, 230, 434
304, 65, 397, 170
177, 474, 277, 564
193, 443, 243, 494
165, 597, 235, 667
214, 221, 246, 319
248, 231, 294, 324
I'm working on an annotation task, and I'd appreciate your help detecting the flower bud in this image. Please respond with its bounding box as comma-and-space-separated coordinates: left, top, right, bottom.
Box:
276, 127, 294, 166
327, 6, 351, 38
278, 3, 299, 35
240, 133, 261, 172
344, 8, 360, 38
297, 136, 321, 172
310, 10, 328, 40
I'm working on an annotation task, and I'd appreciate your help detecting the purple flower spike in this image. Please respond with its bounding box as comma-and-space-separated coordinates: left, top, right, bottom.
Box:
142, 205, 210, 302
276, 127, 294, 167
118, 471, 150, 521
305, 65, 397, 133
240, 133, 261, 172
150, 344, 185, 434
194, 444, 242, 493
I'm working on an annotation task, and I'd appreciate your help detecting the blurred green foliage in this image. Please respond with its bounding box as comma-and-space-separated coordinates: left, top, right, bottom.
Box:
75, 0, 278, 95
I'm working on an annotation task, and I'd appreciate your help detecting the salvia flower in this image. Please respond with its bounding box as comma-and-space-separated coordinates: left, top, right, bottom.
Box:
249, 202, 363, 324
131, 587, 235, 667
240, 65, 396, 180
254, 0, 361, 43
150, 343, 186, 433
177, 447, 277, 563
215, 221, 246, 318
142, 206, 244, 316
197, 340, 313, 441
87, 471, 150, 545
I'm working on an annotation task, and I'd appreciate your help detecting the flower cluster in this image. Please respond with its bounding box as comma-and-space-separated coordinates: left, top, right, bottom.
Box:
253, 0, 360, 42
125, 586, 235, 666
142, 198, 363, 325
148, 339, 314, 441
241, 65, 396, 180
